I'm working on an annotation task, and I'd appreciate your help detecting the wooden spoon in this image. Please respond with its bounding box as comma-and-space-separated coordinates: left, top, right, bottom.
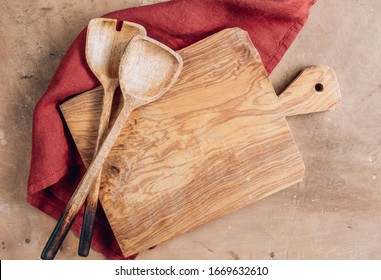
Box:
79, 18, 146, 257
40, 35, 183, 260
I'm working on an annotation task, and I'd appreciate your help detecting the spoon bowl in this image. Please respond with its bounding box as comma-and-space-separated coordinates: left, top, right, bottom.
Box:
119, 35, 183, 106
86, 18, 146, 83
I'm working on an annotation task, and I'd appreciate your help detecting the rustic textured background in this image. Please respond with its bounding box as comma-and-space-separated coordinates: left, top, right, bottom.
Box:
0, 0, 380, 259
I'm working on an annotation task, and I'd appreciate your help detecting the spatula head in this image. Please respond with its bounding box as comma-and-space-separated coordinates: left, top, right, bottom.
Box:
119, 35, 183, 106
85, 18, 146, 84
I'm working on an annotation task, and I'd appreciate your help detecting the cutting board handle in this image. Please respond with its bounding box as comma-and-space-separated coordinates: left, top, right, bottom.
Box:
277, 66, 341, 117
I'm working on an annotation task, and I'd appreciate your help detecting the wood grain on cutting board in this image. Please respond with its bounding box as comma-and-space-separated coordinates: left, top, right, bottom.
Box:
60, 28, 340, 257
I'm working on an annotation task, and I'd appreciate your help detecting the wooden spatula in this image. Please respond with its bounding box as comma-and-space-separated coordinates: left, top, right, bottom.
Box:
79, 18, 146, 257
40, 35, 183, 260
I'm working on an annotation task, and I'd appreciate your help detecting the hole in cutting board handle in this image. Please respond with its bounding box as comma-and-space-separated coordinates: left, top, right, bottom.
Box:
315, 83, 324, 92
116, 20, 123, 31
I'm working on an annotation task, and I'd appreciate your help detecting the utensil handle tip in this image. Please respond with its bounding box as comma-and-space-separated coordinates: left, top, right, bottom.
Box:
78, 203, 97, 257
40, 211, 74, 260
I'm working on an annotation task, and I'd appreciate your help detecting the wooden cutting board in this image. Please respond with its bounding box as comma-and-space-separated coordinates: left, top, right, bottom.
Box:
60, 28, 341, 257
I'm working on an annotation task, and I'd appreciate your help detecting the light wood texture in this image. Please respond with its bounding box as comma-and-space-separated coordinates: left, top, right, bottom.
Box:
277, 65, 340, 116
60, 28, 341, 257
79, 18, 146, 257
41, 35, 182, 260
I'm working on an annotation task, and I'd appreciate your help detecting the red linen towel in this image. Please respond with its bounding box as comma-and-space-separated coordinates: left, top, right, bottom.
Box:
28, 0, 317, 259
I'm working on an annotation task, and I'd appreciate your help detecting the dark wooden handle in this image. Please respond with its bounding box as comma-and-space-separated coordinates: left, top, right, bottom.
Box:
40, 210, 75, 260
78, 199, 97, 257
78, 172, 101, 257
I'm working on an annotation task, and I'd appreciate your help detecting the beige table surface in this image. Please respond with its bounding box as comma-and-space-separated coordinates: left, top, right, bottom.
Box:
0, 0, 380, 260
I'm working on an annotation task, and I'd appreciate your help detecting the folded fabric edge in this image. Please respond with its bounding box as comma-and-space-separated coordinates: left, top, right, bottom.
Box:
266, 0, 317, 72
